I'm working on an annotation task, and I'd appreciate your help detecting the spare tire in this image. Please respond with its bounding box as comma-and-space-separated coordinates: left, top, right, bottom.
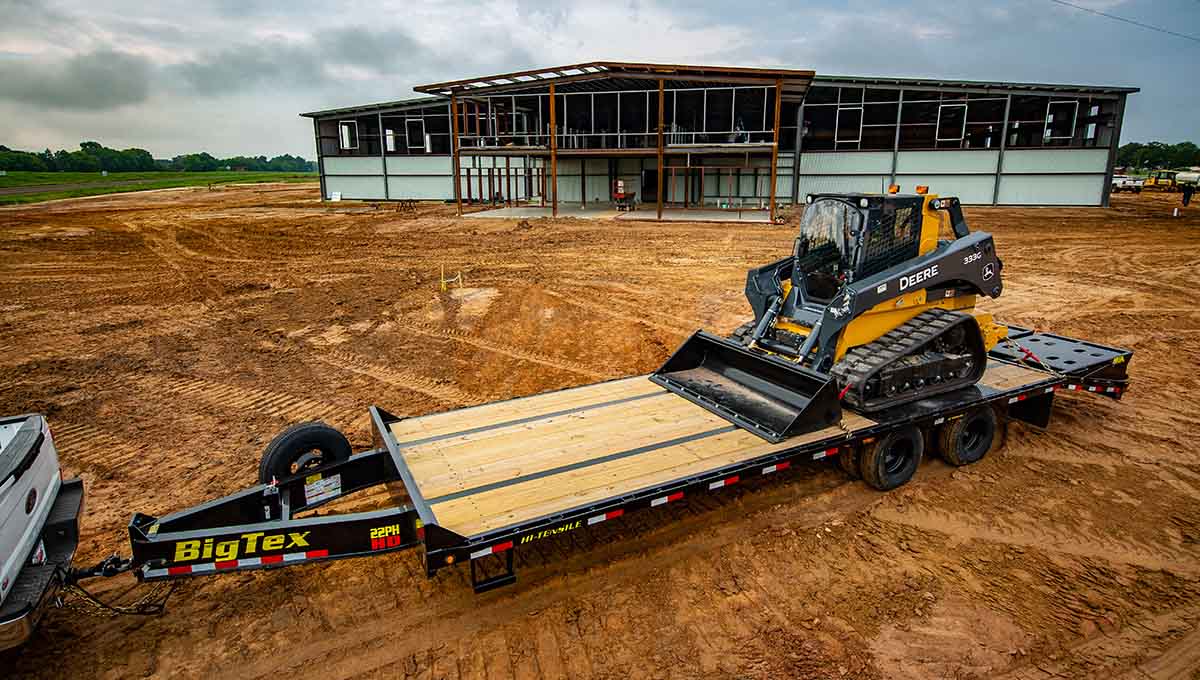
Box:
258, 422, 352, 484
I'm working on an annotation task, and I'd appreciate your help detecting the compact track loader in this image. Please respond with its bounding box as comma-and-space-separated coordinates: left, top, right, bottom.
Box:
652, 191, 1008, 442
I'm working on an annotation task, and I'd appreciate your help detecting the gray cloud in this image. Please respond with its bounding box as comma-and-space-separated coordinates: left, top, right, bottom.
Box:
0, 49, 152, 110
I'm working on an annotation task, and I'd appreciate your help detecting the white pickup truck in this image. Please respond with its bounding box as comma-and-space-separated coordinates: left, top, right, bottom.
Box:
0, 415, 84, 651
1110, 175, 1142, 193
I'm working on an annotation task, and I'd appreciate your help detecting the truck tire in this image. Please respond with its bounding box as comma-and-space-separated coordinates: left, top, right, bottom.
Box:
858, 425, 923, 491
258, 422, 352, 484
936, 407, 997, 467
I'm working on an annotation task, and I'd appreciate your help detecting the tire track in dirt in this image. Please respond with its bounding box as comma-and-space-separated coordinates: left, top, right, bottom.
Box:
138, 374, 358, 425
543, 288, 696, 337
50, 421, 151, 479
314, 349, 482, 407
395, 321, 615, 380
872, 505, 1198, 575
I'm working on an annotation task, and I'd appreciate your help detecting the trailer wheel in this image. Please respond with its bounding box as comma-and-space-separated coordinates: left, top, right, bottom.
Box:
258, 422, 352, 484
838, 446, 861, 479
936, 407, 997, 467
858, 426, 923, 491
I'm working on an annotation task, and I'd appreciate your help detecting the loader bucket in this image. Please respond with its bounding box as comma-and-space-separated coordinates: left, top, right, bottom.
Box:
650, 331, 843, 443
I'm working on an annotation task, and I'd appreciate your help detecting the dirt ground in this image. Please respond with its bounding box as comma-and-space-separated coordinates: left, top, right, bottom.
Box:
2, 184, 1198, 679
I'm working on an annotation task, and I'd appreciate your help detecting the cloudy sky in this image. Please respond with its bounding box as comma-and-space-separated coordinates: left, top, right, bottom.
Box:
1, 0, 1197, 159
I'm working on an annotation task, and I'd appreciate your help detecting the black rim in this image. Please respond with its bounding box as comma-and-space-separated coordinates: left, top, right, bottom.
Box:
883, 437, 914, 475
962, 416, 990, 455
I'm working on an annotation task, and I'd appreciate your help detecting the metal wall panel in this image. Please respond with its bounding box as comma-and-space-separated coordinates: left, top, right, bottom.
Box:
325, 176, 387, 200
894, 174, 996, 204
323, 157, 384, 175
1001, 149, 1109, 174
797, 174, 891, 196
896, 150, 999, 175
387, 176, 454, 200
996, 174, 1105, 205
798, 152, 892, 175
385, 156, 452, 174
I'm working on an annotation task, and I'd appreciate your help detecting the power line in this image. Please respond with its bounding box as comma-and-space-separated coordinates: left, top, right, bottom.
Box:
1047, 0, 1200, 44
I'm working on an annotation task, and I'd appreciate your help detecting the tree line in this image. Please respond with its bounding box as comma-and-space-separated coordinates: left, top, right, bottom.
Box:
0, 141, 314, 173
1115, 141, 1199, 171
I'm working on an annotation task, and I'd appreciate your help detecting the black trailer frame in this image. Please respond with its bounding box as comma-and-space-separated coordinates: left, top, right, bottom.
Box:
128, 327, 1131, 592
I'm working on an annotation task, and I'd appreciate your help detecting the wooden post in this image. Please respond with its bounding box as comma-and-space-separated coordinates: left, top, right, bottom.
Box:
451, 96, 462, 215
768, 78, 783, 223
656, 78, 665, 221
549, 83, 559, 217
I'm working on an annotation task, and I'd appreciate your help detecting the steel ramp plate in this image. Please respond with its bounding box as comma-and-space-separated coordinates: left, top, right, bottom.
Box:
650, 331, 842, 443
990, 327, 1132, 383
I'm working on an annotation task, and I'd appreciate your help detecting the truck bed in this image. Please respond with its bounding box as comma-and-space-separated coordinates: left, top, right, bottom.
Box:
388, 361, 1044, 539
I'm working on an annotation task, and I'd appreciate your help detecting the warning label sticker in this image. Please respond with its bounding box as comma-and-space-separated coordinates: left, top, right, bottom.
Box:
304, 473, 342, 505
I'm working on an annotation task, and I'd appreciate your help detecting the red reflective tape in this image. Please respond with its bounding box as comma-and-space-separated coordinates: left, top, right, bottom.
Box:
306, 549, 329, 559
667, 491, 684, 502
777, 461, 791, 471
726, 475, 739, 485
492, 541, 514, 554
167, 565, 193, 576
825, 447, 839, 456
416, 526, 425, 539
606, 509, 624, 520
215, 560, 238, 570
260, 554, 284, 565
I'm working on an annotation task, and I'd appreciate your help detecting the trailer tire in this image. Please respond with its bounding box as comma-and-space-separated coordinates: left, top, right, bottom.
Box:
858, 425, 923, 491
838, 446, 861, 479
258, 422, 352, 484
936, 407, 996, 467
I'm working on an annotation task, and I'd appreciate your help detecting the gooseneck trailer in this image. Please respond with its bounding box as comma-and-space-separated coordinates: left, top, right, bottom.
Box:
122, 325, 1130, 593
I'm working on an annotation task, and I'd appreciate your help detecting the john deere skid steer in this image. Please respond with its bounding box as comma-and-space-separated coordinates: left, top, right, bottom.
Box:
651, 191, 1007, 442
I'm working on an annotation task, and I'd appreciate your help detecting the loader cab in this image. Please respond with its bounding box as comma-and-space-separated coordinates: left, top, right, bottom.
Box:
794, 194, 925, 303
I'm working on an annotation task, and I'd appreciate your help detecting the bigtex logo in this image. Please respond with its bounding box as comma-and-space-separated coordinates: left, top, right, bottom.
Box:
172, 532, 311, 563
519, 520, 582, 545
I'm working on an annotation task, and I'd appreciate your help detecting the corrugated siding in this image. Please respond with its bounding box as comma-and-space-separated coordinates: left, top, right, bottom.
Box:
896, 150, 998, 175
325, 176, 387, 200
324, 157, 384, 175
996, 175, 1105, 205
797, 175, 891, 196
894, 174, 996, 204
798, 152, 892, 175
1001, 149, 1109, 174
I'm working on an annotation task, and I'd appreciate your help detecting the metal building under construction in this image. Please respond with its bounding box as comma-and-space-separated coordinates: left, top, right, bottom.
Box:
300, 61, 1138, 219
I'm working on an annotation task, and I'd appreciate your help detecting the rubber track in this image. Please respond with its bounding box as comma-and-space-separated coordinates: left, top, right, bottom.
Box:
831, 307, 982, 411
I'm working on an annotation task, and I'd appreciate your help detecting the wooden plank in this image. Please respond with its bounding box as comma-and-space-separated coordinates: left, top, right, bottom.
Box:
408, 396, 726, 499
388, 377, 658, 445
435, 413, 874, 536
979, 361, 1047, 390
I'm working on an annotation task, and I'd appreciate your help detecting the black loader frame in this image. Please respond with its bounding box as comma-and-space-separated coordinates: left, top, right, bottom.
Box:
123, 328, 1131, 593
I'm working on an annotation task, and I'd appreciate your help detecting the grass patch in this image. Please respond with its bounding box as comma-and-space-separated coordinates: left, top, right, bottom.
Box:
0, 171, 316, 204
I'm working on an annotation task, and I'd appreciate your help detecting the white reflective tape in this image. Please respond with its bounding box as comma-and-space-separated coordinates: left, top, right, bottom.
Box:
1044, 387, 1054, 393
651, 496, 668, 507
708, 480, 724, 490
283, 552, 308, 563
143, 567, 169, 579
1008, 396, 1020, 404
469, 547, 492, 560
1088, 386, 1097, 392
762, 464, 778, 474
934, 417, 945, 425
587, 515, 606, 526
238, 557, 262, 568
191, 562, 216, 573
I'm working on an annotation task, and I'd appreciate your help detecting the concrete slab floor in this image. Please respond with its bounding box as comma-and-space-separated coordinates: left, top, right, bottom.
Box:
463, 204, 619, 219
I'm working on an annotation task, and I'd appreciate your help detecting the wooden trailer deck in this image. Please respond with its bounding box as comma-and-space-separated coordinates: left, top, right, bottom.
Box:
388, 361, 1047, 538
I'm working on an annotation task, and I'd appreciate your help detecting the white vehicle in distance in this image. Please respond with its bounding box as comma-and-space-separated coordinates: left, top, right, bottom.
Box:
1110, 175, 1142, 193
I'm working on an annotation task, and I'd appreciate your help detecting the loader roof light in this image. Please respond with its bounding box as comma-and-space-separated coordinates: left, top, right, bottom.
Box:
859, 198, 869, 208
805, 194, 814, 204
888, 184, 900, 194
915, 185, 929, 195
